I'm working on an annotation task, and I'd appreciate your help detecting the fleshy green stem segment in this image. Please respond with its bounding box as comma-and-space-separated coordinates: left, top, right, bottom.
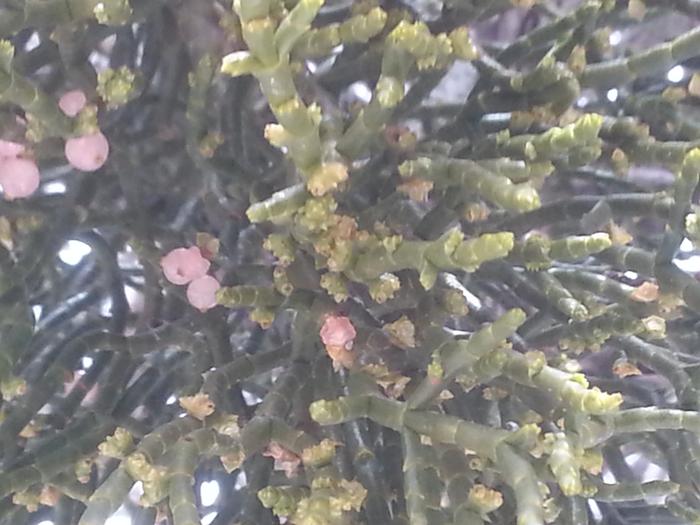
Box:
497, 0, 607, 65
591, 480, 679, 502
547, 432, 582, 496
494, 443, 545, 525
598, 244, 700, 314
500, 349, 623, 414
402, 430, 447, 525
580, 26, 700, 89
510, 232, 612, 270
580, 408, 700, 447
535, 272, 589, 321
224, 0, 347, 196
78, 468, 134, 525
0, 415, 114, 500
0, 41, 71, 137
348, 229, 514, 289
337, 21, 477, 159
482, 113, 604, 165
399, 157, 541, 212
247, 184, 310, 224
657, 148, 700, 263
0, 271, 33, 387
167, 441, 200, 525
292, 7, 387, 59
0, 0, 131, 36
407, 308, 526, 408
311, 391, 547, 525
216, 286, 284, 308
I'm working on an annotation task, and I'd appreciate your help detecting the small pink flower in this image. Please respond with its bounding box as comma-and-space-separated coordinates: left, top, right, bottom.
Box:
0, 157, 40, 200
161, 246, 211, 285
58, 90, 87, 117
320, 315, 356, 350
263, 442, 301, 478
186, 275, 220, 312
0, 140, 25, 159
65, 131, 109, 172
428, 376, 442, 386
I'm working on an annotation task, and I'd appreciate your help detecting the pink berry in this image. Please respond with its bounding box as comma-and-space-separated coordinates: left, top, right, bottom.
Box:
320, 315, 356, 349
0, 157, 40, 200
65, 131, 109, 172
161, 246, 211, 285
0, 139, 25, 159
58, 90, 87, 117
186, 275, 220, 312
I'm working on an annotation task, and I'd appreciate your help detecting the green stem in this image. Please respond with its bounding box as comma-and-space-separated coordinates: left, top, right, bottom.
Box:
399, 157, 541, 212
401, 429, 448, 525
168, 441, 200, 525
78, 467, 134, 525
0, 0, 132, 36
494, 443, 545, 525
0, 418, 114, 499
0, 41, 71, 136
407, 308, 525, 409
657, 149, 700, 263
591, 480, 679, 502
497, 1, 605, 65
580, 26, 700, 88
613, 336, 699, 408
598, 245, 700, 314
580, 408, 700, 447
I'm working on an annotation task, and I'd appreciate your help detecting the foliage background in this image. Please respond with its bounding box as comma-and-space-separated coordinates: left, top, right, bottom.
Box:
2, 0, 700, 524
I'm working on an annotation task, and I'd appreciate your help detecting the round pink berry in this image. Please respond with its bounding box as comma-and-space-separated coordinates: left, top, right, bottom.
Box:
58, 90, 87, 117
0, 140, 25, 159
65, 132, 110, 172
186, 275, 220, 312
320, 315, 356, 349
161, 246, 211, 285
0, 157, 40, 200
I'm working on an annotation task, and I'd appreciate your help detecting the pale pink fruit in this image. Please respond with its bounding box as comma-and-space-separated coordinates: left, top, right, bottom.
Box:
58, 90, 87, 117
320, 315, 356, 350
161, 246, 211, 285
65, 132, 109, 172
0, 157, 40, 200
186, 275, 220, 312
0, 140, 25, 159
